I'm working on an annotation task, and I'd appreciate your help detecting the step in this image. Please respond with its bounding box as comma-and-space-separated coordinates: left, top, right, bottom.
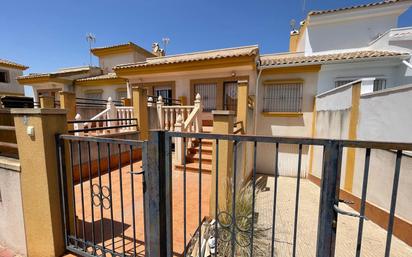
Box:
175, 162, 212, 173
189, 145, 213, 154
190, 153, 212, 164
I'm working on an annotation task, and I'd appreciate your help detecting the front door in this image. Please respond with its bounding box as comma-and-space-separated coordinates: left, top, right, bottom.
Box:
223, 81, 238, 112
155, 88, 173, 105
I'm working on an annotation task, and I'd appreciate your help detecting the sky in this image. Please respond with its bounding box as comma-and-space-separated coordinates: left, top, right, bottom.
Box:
1, 0, 411, 95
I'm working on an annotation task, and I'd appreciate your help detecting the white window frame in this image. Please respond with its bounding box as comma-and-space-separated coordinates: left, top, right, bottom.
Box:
334, 77, 387, 92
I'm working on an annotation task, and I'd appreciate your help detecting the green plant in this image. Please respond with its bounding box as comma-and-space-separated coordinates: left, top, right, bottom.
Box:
215, 178, 270, 257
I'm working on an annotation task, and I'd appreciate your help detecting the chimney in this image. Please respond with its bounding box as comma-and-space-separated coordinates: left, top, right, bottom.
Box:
289, 30, 300, 52
152, 42, 165, 57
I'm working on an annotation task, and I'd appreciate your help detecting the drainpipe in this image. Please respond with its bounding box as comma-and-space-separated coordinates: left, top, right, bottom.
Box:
254, 62, 263, 135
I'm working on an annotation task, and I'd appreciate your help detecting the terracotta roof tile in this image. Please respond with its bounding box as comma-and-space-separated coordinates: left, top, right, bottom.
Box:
114, 45, 259, 70
309, 0, 411, 16
75, 73, 124, 82
0, 59, 28, 70
260, 50, 408, 67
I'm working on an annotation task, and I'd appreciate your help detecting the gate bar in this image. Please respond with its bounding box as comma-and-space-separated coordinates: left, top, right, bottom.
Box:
316, 141, 342, 257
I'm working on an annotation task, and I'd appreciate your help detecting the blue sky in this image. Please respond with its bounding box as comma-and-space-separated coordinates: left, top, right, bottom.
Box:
1, 0, 411, 77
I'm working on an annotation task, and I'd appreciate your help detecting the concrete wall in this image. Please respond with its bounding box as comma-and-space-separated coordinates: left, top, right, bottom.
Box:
0, 157, 26, 256
255, 71, 318, 176
311, 82, 412, 237
0, 67, 24, 96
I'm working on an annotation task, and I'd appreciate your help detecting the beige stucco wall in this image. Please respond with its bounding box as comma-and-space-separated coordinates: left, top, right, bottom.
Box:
255, 71, 318, 176
99, 52, 148, 73
75, 83, 127, 100
0, 157, 26, 256
0, 66, 24, 96
126, 65, 256, 122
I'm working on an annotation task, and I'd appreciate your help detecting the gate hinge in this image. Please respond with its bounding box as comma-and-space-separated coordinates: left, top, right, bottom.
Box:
333, 205, 368, 220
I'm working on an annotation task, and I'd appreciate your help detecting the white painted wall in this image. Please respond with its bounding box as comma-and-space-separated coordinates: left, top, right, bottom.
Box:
0, 157, 26, 256
255, 71, 318, 176
0, 67, 24, 96
317, 59, 402, 94
358, 84, 412, 143
312, 83, 412, 223
306, 14, 398, 54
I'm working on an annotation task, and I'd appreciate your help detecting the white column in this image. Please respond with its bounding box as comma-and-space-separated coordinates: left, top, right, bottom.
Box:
360, 78, 375, 95
126, 81, 132, 99
32, 87, 39, 108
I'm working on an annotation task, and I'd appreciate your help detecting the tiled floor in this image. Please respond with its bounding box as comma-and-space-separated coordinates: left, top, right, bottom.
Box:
4, 162, 409, 257
63, 161, 211, 257
255, 176, 412, 257
62, 169, 411, 257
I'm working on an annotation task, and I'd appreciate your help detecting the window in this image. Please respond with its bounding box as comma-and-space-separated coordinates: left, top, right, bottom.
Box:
85, 91, 103, 100
224, 82, 238, 112
0, 70, 9, 83
263, 81, 303, 112
194, 83, 216, 111
116, 90, 127, 101
335, 79, 387, 92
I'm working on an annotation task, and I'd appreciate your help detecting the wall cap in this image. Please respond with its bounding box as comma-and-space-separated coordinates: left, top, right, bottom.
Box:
0, 156, 21, 172
11, 108, 67, 115
212, 110, 235, 116
238, 80, 249, 84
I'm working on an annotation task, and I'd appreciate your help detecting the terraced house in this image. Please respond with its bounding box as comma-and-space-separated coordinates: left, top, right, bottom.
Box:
2, 0, 411, 257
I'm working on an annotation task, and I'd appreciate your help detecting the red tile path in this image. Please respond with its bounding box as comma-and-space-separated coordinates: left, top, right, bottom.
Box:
64, 160, 211, 257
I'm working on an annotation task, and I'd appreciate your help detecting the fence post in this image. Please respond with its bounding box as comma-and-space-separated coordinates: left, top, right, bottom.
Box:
194, 93, 202, 132
210, 110, 234, 217
316, 141, 342, 257
59, 91, 76, 131
174, 115, 184, 164
132, 86, 149, 140
39, 95, 55, 108
144, 130, 173, 257
73, 113, 84, 136
11, 108, 68, 257
156, 96, 164, 129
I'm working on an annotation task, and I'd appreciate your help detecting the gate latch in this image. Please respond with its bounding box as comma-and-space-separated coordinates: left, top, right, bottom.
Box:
129, 170, 144, 175
333, 204, 368, 220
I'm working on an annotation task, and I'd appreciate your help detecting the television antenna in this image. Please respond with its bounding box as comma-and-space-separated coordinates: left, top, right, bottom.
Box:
86, 33, 96, 66
162, 37, 170, 54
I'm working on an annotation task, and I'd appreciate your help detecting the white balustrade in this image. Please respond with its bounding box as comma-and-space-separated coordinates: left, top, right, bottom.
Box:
77, 97, 136, 136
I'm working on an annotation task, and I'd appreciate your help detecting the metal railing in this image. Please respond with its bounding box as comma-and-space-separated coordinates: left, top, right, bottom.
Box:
56, 135, 146, 257
76, 97, 123, 108
148, 95, 181, 106
57, 130, 412, 257
163, 131, 412, 257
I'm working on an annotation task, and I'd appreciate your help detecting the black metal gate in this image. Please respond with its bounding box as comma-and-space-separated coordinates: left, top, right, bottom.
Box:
57, 131, 412, 257
56, 134, 148, 257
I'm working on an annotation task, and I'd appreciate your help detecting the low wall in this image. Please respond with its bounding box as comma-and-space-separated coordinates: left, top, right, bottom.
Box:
311, 83, 412, 246
70, 131, 142, 183
0, 156, 26, 256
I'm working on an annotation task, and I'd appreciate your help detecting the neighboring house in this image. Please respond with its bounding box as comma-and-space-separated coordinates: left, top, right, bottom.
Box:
0, 59, 28, 98
17, 42, 156, 103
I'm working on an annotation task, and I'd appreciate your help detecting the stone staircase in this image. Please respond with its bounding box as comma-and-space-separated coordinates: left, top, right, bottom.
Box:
174, 126, 213, 173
